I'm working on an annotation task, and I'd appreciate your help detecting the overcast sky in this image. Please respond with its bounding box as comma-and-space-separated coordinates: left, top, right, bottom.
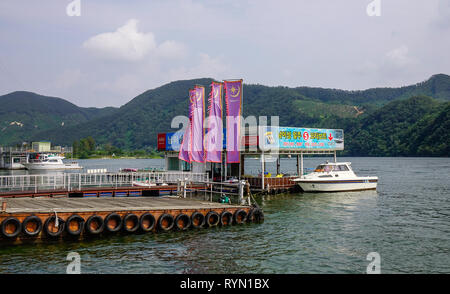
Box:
0, 0, 449, 107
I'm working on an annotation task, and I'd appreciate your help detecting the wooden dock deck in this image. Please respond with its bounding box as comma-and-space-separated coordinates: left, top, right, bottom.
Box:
0, 185, 182, 198
0, 196, 264, 244
2, 196, 242, 214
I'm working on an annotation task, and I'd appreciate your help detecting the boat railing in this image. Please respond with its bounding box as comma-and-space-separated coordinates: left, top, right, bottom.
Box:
0, 171, 208, 193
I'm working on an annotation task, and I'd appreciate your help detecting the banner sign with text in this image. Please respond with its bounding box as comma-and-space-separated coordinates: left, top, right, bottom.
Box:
190, 86, 205, 163
178, 89, 195, 162
259, 126, 344, 151
205, 81, 223, 163
224, 80, 242, 163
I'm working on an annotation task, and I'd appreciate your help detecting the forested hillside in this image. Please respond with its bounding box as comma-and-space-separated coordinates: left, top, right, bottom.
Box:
1, 74, 449, 156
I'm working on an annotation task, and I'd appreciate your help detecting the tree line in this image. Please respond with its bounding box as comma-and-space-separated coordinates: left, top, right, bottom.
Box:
72, 136, 161, 159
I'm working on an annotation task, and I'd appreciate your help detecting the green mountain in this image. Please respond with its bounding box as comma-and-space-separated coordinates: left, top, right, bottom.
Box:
342, 96, 449, 156
0, 91, 116, 145
1, 74, 449, 156
292, 73, 450, 105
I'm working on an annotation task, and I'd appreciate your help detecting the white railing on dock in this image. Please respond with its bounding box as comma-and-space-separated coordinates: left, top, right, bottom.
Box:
0, 171, 208, 193
177, 179, 249, 205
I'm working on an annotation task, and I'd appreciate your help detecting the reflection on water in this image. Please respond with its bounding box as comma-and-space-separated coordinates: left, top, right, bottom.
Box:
0, 157, 449, 273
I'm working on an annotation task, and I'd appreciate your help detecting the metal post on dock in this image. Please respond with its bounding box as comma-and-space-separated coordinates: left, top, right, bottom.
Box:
276, 157, 280, 176
261, 152, 265, 190
224, 153, 227, 181
300, 152, 304, 177
210, 181, 213, 202
334, 150, 337, 163
238, 180, 245, 205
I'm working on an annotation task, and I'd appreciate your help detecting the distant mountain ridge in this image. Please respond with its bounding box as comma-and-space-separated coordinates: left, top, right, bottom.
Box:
0, 74, 449, 156
0, 91, 116, 145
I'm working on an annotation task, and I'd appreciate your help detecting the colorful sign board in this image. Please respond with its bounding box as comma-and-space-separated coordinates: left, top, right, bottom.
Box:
159, 126, 344, 152
259, 126, 344, 151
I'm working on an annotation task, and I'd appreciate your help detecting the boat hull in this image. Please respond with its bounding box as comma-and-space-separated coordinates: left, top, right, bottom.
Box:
23, 164, 82, 170
296, 178, 377, 192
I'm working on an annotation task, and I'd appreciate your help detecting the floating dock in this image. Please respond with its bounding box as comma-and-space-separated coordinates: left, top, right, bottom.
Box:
0, 171, 269, 245
0, 196, 263, 244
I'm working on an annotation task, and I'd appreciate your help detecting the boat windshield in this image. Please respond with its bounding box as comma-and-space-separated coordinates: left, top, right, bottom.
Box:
333, 165, 350, 171
314, 164, 350, 172
314, 165, 333, 172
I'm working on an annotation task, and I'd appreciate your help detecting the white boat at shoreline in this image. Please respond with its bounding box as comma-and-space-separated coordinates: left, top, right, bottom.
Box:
23, 153, 82, 170
131, 180, 168, 187
293, 161, 377, 192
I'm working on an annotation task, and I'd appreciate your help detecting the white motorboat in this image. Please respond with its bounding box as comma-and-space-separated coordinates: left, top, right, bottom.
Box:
23, 153, 82, 170
131, 180, 168, 187
293, 161, 377, 192
132, 180, 157, 187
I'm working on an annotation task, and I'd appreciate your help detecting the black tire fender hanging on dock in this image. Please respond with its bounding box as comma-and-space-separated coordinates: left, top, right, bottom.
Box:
190, 211, 205, 229
246, 208, 255, 223
233, 209, 248, 225
247, 208, 265, 224
205, 211, 220, 227
44, 216, 65, 238
104, 213, 122, 233
65, 215, 85, 236
253, 209, 265, 224
175, 214, 191, 231
123, 213, 139, 233
139, 212, 156, 232
158, 213, 174, 231
22, 215, 42, 237
1, 217, 22, 238
220, 211, 233, 226
85, 215, 104, 235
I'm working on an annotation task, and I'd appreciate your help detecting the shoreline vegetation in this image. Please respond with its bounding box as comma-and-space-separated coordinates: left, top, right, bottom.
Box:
71, 137, 163, 160
70, 155, 163, 160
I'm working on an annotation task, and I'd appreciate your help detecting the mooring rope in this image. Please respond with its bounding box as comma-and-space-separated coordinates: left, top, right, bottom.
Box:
52, 209, 59, 228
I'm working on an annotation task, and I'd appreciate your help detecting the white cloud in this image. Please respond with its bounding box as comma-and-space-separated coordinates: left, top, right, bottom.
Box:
82, 19, 189, 63
82, 19, 156, 61
385, 45, 414, 67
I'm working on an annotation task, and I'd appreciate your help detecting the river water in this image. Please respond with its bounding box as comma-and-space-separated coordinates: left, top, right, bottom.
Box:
0, 157, 449, 273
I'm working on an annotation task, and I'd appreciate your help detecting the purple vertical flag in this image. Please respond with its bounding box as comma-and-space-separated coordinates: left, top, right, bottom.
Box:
205, 82, 223, 163
178, 89, 194, 163
190, 86, 205, 163
224, 80, 243, 163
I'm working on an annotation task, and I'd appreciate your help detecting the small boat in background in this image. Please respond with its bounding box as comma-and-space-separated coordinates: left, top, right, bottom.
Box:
24, 153, 82, 170
293, 161, 377, 192
120, 168, 138, 172
132, 180, 156, 187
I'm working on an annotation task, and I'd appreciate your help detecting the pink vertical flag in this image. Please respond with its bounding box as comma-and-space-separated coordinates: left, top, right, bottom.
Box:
190, 86, 205, 163
178, 89, 194, 163
224, 80, 243, 163
205, 81, 223, 163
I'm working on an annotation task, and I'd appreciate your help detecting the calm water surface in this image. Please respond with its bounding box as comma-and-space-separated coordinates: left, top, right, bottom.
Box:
0, 157, 449, 273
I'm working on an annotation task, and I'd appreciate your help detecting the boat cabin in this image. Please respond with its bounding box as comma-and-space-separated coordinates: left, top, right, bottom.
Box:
313, 162, 352, 173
